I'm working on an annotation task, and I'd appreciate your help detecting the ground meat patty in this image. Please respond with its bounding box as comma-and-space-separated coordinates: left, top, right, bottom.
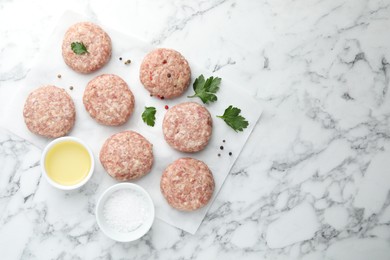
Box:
83, 74, 135, 126
62, 22, 112, 74
100, 131, 153, 181
140, 48, 191, 99
23, 85, 75, 138
163, 102, 212, 152
161, 158, 214, 211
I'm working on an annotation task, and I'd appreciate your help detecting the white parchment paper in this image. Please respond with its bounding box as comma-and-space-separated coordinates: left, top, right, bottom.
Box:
3, 11, 262, 234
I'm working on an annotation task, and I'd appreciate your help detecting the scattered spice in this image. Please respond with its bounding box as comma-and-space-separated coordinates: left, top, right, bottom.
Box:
220, 146, 224, 150
57, 74, 62, 79
229, 152, 232, 156
218, 154, 221, 157
167, 73, 171, 78
161, 96, 165, 100
150, 94, 153, 97
69, 86, 74, 90
162, 60, 167, 64
124, 60, 131, 65
223, 140, 226, 143
119, 57, 122, 61
164, 105, 169, 110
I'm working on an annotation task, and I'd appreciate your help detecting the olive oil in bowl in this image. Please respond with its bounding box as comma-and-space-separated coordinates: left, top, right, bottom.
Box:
41, 137, 94, 190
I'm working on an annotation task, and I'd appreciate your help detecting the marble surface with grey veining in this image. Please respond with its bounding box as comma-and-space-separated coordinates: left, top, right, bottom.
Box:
1, 0, 390, 259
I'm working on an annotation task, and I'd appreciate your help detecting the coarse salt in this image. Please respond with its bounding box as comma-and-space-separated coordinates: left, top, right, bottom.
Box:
103, 189, 149, 233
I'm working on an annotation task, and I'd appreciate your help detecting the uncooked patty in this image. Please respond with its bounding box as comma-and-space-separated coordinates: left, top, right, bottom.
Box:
140, 48, 191, 99
163, 102, 212, 152
83, 74, 135, 126
160, 158, 214, 211
100, 131, 153, 181
62, 22, 112, 74
23, 85, 76, 138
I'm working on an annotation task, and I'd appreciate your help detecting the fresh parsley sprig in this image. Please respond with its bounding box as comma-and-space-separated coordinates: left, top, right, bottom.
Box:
188, 75, 221, 104
71, 42, 89, 55
142, 107, 156, 127
217, 106, 249, 132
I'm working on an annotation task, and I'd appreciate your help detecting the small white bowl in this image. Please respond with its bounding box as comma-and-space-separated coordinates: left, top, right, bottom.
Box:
96, 183, 155, 242
40, 136, 95, 190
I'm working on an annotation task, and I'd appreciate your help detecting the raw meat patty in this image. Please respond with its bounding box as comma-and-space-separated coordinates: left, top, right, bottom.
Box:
163, 102, 212, 152
83, 74, 135, 126
62, 22, 112, 74
23, 85, 75, 138
160, 158, 214, 211
100, 131, 153, 181
140, 48, 191, 99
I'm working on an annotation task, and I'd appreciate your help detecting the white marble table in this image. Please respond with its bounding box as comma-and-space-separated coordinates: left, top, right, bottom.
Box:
1, 0, 390, 259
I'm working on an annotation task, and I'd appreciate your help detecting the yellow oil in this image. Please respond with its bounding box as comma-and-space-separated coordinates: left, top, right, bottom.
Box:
45, 141, 91, 186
